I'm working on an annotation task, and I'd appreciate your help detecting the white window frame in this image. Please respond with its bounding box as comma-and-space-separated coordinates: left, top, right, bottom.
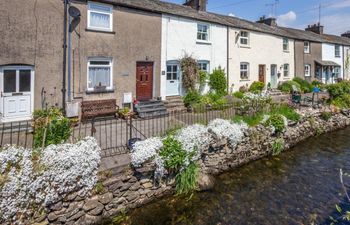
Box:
335, 45, 341, 58
198, 60, 210, 73
87, 2, 113, 32
240, 31, 250, 47
283, 64, 290, 77
87, 58, 113, 92
197, 23, 210, 42
304, 64, 311, 77
304, 41, 310, 54
240, 62, 250, 80
334, 66, 341, 78
283, 38, 289, 52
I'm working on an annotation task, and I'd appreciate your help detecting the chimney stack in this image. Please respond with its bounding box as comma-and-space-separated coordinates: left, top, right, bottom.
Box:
341, 31, 350, 38
256, 16, 277, 27
305, 23, 324, 34
183, 0, 207, 11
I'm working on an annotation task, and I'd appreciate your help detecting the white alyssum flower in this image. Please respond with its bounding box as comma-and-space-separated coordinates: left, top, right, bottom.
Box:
207, 119, 246, 147
0, 137, 101, 222
130, 137, 163, 167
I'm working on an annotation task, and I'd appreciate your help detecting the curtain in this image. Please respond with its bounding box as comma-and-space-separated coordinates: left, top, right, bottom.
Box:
89, 67, 110, 89
90, 12, 110, 28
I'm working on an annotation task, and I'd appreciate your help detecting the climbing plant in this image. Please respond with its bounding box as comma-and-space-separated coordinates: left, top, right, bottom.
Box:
180, 54, 199, 91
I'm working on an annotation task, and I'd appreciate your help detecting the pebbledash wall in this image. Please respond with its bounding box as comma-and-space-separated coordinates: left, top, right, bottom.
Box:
28, 109, 350, 225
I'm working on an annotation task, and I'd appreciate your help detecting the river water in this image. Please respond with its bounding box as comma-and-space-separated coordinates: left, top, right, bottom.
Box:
120, 127, 350, 225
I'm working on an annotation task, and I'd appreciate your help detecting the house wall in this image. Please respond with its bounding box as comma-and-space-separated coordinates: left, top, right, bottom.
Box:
228, 28, 295, 91
344, 46, 350, 80
294, 41, 322, 81
322, 43, 344, 78
160, 14, 228, 98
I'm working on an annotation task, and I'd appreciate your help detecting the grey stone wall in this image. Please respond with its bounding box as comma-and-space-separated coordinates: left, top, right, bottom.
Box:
30, 109, 350, 225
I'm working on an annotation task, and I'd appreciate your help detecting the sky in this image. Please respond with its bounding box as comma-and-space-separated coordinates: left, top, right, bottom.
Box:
163, 0, 350, 35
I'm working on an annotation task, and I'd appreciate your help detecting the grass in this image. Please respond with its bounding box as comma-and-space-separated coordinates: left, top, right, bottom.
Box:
232, 113, 264, 127
270, 104, 300, 122
272, 138, 284, 156
175, 162, 199, 195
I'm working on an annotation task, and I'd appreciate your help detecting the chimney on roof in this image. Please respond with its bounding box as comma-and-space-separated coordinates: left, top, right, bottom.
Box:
341, 31, 350, 38
305, 23, 324, 34
183, 0, 207, 11
256, 16, 277, 27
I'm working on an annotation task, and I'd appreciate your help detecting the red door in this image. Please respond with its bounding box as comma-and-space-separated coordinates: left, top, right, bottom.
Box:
259, 65, 266, 84
136, 62, 153, 101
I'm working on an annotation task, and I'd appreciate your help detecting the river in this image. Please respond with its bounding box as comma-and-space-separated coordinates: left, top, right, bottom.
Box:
113, 127, 350, 225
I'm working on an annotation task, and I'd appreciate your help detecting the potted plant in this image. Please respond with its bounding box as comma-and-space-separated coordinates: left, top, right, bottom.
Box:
118, 107, 133, 119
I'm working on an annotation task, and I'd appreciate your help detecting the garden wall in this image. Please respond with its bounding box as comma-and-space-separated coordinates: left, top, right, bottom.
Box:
30, 109, 350, 225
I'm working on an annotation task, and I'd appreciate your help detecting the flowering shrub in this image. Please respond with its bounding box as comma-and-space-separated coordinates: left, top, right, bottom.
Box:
130, 137, 163, 168
264, 114, 288, 134
0, 137, 101, 222
207, 119, 247, 147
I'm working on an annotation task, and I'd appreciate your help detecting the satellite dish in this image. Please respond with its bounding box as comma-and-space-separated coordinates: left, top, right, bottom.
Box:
68, 6, 81, 19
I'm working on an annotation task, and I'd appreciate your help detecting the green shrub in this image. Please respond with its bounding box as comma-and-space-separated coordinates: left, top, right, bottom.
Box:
232, 113, 264, 127
270, 104, 300, 122
331, 94, 350, 108
278, 81, 301, 93
264, 114, 286, 134
180, 54, 199, 91
327, 81, 350, 99
249, 81, 265, 93
159, 137, 187, 171
198, 71, 208, 87
211, 97, 228, 110
33, 108, 72, 148
293, 77, 312, 93
233, 91, 244, 99
208, 67, 227, 96
311, 80, 324, 88
183, 90, 201, 107
175, 162, 199, 195
272, 138, 284, 156
320, 111, 332, 121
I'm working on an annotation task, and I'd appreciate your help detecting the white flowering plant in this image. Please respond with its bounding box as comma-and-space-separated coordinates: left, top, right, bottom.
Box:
208, 119, 247, 147
130, 137, 163, 168
0, 137, 101, 223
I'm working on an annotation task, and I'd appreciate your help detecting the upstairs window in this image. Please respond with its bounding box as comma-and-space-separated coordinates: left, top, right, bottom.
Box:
283, 38, 289, 51
197, 24, 209, 41
240, 62, 250, 80
304, 41, 310, 53
88, 2, 113, 31
283, 64, 290, 77
304, 64, 311, 77
335, 45, 341, 57
240, 31, 249, 46
88, 58, 113, 91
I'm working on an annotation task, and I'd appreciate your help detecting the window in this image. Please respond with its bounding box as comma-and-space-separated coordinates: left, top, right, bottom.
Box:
166, 64, 178, 80
283, 38, 289, 51
197, 24, 209, 41
240, 31, 249, 46
334, 66, 341, 78
283, 64, 290, 77
304, 64, 311, 77
240, 62, 250, 80
304, 41, 310, 53
335, 45, 341, 57
88, 58, 113, 91
198, 61, 210, 73
88, 2, 113, 31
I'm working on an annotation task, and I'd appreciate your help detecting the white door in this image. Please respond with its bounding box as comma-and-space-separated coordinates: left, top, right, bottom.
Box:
166, 63, 180, 96
1, 67, 34, 122
270, 64, 278, 89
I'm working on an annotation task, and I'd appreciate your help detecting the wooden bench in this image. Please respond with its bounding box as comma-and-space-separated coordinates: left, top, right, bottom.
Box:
81, 99, 119, 122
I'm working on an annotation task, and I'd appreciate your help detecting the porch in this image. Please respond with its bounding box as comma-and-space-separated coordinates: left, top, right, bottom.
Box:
315, 60, 341, 84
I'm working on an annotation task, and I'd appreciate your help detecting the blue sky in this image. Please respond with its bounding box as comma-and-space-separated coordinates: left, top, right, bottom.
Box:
163, 0, 350, 35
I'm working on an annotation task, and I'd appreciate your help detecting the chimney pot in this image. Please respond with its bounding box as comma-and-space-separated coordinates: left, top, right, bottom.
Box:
305, 23, 324, 34
183, 0, 207, 11
256, 17, 277, 27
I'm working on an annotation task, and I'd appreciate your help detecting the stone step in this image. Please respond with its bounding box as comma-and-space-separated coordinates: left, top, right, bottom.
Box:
138, 102, 164, 110
139, 110, 169, 118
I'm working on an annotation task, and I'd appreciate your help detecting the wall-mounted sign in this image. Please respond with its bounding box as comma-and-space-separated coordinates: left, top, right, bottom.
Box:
162, 71, 166, 75
123, 92, 133, 103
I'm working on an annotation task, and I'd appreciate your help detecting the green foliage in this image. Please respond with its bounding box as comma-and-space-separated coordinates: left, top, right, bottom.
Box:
233, 91, 244, 99
264, 114, 286, 134
232, 113, 264, 127
198, 71, 208, 87
272, 138, 284, 156
119, 107, 130, 115
208, 67, 227, 96
180, 54, 199, 91
320, 111, 332, 121
183, 90, 201, 107
278, 80, 301, 93
311, 80, 324, 89
332, 94, 350, 109
293, 77, 312, 93
112, 208, 129, 225
33, 108, 72, 148
175, 162, 199, 195
270, 104, 300, 122
326, 81, 350, 99
249, 81, 265, 93
93, 182, 105, 194
160, 137, 187, 171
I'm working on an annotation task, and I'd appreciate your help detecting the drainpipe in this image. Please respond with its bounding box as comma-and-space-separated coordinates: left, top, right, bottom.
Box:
67, 3, 72, 102
226, 26, 230, 93
62, 0, 68, 113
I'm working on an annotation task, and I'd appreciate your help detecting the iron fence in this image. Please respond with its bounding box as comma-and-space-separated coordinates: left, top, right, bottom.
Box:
0, 105, 236, 158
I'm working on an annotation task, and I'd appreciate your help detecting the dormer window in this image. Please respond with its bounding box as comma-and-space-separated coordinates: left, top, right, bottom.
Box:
240, 31, 249, 46
197, 24, 209, 41
283, 38, 289, 51
304, 41, 310, 53
88, 2, 113, 32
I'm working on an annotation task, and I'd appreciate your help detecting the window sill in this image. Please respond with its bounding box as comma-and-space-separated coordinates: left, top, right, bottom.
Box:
196, 40, 212, 45
240, 79, 250, 82
86, 89, 115, 94
239, 45, 251, 49
85, 28, 116, 34
283, 50, 290, 53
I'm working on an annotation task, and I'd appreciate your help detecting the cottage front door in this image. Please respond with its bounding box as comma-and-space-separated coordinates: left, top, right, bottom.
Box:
259, 65, 266, 84
136, 62, 153, 101
0, 66, 34, 122
270, 64, 278, 89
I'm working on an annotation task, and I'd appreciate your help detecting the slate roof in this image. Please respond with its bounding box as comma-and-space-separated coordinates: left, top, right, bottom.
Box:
315, 60, 341, 67
89, 0, 350, 46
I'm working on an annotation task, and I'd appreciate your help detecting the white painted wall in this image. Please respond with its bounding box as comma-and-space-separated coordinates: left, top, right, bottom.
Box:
228, 28, 295, 91
344, 46, 350, 80
322, 43, 344, 83
160, 14, 227, 98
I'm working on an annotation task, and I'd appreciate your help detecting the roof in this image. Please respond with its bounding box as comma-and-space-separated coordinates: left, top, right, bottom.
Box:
87, 0, 350, 46
315, 60, 341, 67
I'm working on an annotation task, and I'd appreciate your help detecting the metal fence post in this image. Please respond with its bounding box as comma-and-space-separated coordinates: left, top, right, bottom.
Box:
91, 118, 96, 137
129, 116, 133, 141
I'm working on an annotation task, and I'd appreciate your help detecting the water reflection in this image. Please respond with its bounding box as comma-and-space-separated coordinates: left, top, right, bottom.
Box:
123, 128, 350, 225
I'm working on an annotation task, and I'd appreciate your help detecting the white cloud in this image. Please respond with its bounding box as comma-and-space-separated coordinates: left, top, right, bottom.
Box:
228, 13, 235, 17
329, 0, 350, 9
277, 11, 297, 26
